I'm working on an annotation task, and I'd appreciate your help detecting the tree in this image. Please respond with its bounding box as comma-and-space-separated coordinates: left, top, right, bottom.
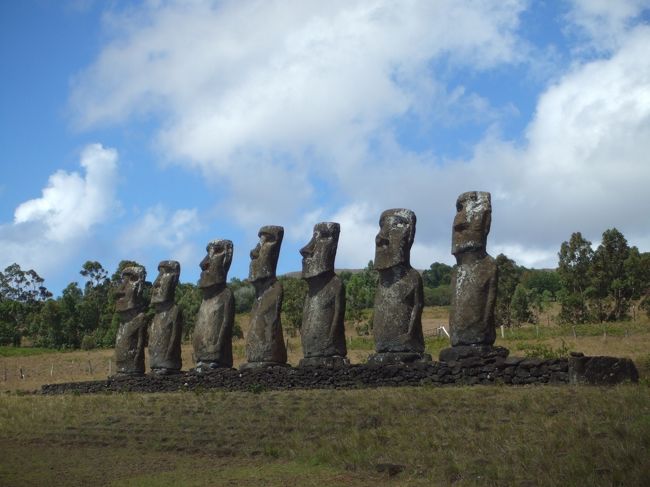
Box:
78, 261, 111, 338
495, 254, 521, 327
280, 276, 307, 337
557, 232, 593, 324
590, 228, 632, 321
422, 262, 452, 288
423, 284, 452, 306
510, 284, 532, 326
521, 269, 561, 300
230, 278, 255, 313
59, 282, 83, 348
0, 263, 52, 345
175, 282, 201, 340
344, 261, 377, 322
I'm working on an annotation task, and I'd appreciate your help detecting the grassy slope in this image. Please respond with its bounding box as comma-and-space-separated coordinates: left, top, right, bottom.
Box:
1, 306, 649, 485
1, 387, 649, 486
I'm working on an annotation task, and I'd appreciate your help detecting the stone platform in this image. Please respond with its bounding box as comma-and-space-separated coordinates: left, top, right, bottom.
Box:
40, 353, 637, 395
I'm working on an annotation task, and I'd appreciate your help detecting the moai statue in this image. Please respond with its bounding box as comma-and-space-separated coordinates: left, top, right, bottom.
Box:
368, 209, 431, 365
114, 265, 148, 376
241, 226, 287, 369
439, 191, 508, 362
299, 222, 348, 367
148, 260, 183, 375
192, 240, 235, 371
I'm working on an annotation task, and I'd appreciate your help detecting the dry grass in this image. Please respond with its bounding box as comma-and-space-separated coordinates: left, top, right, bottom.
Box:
1, 307, 650, 485
3, 307, 649, 391
1, 386, 649, 486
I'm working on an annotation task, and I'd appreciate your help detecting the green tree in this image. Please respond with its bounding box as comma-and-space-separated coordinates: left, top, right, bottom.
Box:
557, 232, 593, 324
510, 284, 532, 326
280, 276, 307, 337
230, 277, 255, 313
495, 254, 521, 328
0, 263, 52, 345
423, 284, 451, 306
590, 228, 633, 321
521, 269, 561, 300
175, 282, 202, 340
344, 261, 377, 322
422, 262, 452, 288
59, 282, 83, 348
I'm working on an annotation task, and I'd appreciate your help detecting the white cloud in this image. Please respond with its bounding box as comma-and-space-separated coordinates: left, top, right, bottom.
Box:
71, 0, 526, 227
68, 1, 650, 271
14, 144, 118, 242
0, 144, 119, 275
566, 0, 650, 52
118, 205, 203, 270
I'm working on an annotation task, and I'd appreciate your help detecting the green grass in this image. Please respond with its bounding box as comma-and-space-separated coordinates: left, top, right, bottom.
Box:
0, 346, 58, 357
1, 386, 649, 486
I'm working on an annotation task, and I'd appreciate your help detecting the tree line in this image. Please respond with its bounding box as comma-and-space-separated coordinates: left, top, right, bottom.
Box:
1, 227, 649, 349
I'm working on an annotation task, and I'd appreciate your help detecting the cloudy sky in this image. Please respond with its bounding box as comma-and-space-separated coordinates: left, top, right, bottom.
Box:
1, 0, 649, 295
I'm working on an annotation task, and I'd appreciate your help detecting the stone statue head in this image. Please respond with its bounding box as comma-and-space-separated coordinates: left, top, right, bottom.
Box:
249, 225, 284, 282
300, 222, 340, 279
151, 260, 180, 304
115, 265, 146, 312
374, 209, 416, 270
452, 191, 492, 256
199, 239, 233, 289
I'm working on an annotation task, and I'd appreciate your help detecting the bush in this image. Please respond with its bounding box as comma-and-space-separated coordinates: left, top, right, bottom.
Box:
80, 334, 96, 350
232, 322, 244, 340
424, 285, 451, 306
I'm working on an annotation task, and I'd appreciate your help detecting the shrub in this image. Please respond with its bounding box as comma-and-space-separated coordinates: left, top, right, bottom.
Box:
80, 334, 96, 350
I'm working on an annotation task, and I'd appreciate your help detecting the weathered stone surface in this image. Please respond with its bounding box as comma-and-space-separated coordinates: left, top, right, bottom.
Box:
568, 354, 639, 385
366, 352, 432, 365
193, 240, 235, 370
370, 209, 428, 363
299, 356, 350, 367
243, 226, 287, 369
114, 266, 148, 376
149, 260, 183, 375
449, 191, 498, 347
42, 355, 575, 394
439, 345, 509, 363
299, 222, 347, 365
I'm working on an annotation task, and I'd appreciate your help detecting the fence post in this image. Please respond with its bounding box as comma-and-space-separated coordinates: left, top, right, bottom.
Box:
19, 367, 24, 379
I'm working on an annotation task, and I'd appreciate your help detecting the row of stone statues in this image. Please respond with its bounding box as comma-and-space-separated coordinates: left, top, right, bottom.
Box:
114, 191, 499, 375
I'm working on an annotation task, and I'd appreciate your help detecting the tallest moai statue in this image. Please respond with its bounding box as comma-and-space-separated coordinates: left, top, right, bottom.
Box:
440, 191, 508, 362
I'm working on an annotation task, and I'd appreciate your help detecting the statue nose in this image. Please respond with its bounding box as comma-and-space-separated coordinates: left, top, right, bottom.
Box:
300, 241, 314, 258
250, 244, 260, 259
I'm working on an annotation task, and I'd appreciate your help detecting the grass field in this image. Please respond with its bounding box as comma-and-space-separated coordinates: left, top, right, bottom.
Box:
1, 306, 649, 485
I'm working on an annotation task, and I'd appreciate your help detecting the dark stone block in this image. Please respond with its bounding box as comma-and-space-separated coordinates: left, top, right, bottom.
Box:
439, 345, 509, 363
569, 355, 639, 385
367, 352, 432, 365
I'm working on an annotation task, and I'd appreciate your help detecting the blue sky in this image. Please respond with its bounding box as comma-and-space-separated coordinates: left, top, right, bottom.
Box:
1, 0, 649, 295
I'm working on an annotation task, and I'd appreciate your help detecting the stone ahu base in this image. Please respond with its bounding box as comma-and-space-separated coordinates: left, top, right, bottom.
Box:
41, 351, 639, 395
366, 352, 433, 365
299, 356, 350, 367
239, 361, 291, 371
193, 362, 232, 373
439, 345, 510, 363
